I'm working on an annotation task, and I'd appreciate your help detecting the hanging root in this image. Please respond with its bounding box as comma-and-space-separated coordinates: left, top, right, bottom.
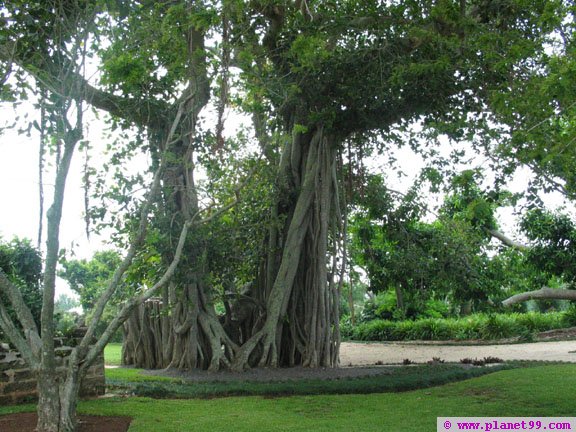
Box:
198, 311, 237, 371
231, 330, 266, 371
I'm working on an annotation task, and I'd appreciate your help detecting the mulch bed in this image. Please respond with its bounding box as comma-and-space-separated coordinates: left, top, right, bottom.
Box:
0, 412, 131, 432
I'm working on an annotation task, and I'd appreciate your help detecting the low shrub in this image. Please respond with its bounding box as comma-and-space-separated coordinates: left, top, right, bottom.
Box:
344, 311, 571, 342
480, 314, 519, 339
562, 305, 576, 327
339, 315, 354, 339
107, 364, 508, 399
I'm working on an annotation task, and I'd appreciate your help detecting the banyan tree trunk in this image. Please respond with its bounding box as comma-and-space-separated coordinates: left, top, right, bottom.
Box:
122, 143, 238, 371
122, 28, 238, 370
123, 124, 342, 371
232, 125, 342, 370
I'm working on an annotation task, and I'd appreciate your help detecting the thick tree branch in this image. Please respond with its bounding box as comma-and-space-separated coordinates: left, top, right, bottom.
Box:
0, 271, 41, 364
502, 287, 576, 306
40, 112, 82, 380
0, 270, 41, 342
0, 302, 35, 365
487, 228, 530, 251
0, 41, 170, 130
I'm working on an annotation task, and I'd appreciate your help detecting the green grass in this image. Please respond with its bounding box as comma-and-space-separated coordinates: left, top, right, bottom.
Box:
2, 364, 575, 431
104, 343, 123, 366
106, 367, 177, 383
105, 364, 510, 398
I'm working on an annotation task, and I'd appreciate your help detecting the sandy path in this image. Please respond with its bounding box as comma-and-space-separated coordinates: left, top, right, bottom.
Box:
339, 341, 576, 365
137, 340, 576, 383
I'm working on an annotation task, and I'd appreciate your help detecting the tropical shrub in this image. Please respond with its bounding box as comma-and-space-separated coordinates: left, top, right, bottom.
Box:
344, 311, 573, 342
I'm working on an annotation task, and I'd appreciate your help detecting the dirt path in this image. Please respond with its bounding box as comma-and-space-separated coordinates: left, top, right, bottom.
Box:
339, 340, 576, 365
138, 340, 576, 383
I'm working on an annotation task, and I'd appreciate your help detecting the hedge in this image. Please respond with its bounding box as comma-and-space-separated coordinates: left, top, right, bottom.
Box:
341, 310, 576, 342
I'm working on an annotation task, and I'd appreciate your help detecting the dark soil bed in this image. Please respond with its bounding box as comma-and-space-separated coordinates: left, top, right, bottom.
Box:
0, 413, 131, 432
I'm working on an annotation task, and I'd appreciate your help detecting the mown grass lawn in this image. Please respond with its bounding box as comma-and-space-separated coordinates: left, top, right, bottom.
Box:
104, 343, 122, 366
1, 364, 575, 431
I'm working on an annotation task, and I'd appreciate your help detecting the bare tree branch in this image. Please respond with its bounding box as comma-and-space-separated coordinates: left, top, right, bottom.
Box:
502, 287, 576, 306
83, 211, 192, 368
487, 228, 530, 251
0, 302, 36, 365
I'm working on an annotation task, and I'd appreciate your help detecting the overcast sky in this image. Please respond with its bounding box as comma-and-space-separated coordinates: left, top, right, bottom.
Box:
0, 101, 119, 298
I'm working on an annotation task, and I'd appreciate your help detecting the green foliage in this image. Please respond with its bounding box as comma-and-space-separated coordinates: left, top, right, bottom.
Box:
481, 248, 539, 310
520, 208, 576, 283
563, 305, 576, 327
54, 286, 82, 338
98, 1, 215, 100
54, 293, 80, 314
441, 170, 507, 231
199, 146, 276, 296
349, 172, 509, 318
59, 250, 122, 310
54, 311, 80, 339
360, 291, 450, 323
483, 24, 576, 199
343, 311, 572, 342
360, 291, 398, 322
423, 299, 451, 319
480, 314, 520, 339
0, 237, 43, 331
59, 250, 123, 341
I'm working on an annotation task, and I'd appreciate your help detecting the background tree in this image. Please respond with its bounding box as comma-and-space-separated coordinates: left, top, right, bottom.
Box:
59, 251, 123, 342
482, 3, 576, 201
59, 251, 122, 312
502, 208, 576, 306
434, 170, 576, 307
349, 172, 507, 319
521, 209, 576, 283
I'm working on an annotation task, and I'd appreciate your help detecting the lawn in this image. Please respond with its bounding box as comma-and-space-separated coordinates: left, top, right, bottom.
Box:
1, 364, 575, 431
104, 343, 122, 367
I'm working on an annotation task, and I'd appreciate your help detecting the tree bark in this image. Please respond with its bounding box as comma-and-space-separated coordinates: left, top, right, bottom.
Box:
502, 287, 576, 306
487, 229, 530, 251
37, 106, 82, 432
232, 125, 341, 370
36, 350, 84, 432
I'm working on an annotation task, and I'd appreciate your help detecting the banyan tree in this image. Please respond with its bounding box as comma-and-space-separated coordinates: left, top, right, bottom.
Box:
0, 1, 569, 430
120, 0, 559, 370
0, 0, 560, 375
